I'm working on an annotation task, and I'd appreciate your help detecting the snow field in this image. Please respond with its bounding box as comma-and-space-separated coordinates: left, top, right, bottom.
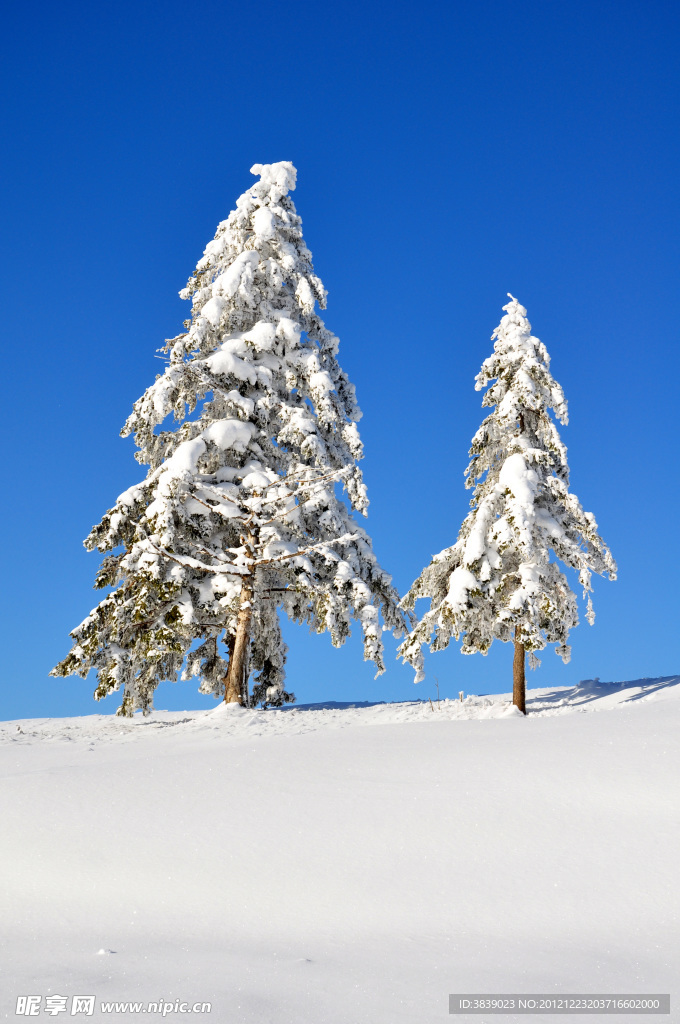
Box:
1, 677, 678, 1023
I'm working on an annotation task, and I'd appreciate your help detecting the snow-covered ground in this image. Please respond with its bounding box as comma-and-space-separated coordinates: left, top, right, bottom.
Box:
1, 676, 678, 1022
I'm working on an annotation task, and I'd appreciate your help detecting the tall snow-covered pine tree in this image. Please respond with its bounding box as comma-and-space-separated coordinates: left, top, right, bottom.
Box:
399, 295, 616, 712
53, 161, 408, 714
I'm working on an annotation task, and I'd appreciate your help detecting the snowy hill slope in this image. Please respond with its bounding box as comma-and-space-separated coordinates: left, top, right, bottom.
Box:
1, 677, 678, 1023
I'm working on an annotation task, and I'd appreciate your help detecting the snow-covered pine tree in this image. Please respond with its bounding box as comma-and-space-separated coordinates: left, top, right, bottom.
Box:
53, 161, 408, 715
399, 295, 616, 713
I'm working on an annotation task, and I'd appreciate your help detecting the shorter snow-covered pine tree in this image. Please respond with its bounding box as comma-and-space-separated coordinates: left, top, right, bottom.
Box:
53, 161, 409, 715
399, 295, 616, 712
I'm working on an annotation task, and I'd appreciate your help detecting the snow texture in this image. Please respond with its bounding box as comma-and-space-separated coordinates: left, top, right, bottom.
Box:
400, 296, 616, 680
1, 675, 677, 1023
52, 162, 408, 714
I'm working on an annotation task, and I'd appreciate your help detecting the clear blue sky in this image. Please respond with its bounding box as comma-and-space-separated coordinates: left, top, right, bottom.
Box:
1, 0, 678, 719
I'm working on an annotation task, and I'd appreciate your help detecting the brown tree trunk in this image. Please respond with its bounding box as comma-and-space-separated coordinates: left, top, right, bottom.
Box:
224, 574, 253, 704
223, 524, 259, 706
223, 632, 236, 696
513, 629, 526, 714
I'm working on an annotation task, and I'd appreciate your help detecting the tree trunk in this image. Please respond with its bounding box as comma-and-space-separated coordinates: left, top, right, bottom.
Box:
513, 629, 526, 714
223, 632, 236, 696
224, 574, 253, 705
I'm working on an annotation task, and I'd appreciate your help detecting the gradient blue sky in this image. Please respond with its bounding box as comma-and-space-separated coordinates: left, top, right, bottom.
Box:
1, 0, 678, 719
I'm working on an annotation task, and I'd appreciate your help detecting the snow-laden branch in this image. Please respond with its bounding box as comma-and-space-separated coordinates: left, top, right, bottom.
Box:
144, 539, 247, 575
145, 531, 360, 576
256, 532, 359, 567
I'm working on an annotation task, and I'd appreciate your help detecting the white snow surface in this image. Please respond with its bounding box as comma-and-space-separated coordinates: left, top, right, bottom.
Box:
1, 676, 678, 1022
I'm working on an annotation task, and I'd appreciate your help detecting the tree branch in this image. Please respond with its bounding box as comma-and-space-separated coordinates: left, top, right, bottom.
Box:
144, 539, 247, 576
254, 532, 358, 567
